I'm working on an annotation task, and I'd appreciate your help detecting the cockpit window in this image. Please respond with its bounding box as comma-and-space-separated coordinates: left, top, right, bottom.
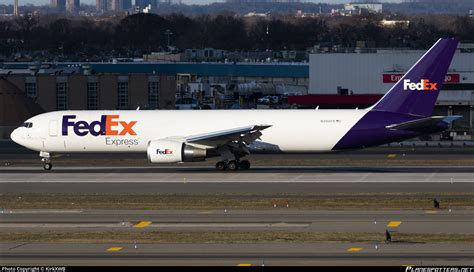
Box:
21, 122, 33, 128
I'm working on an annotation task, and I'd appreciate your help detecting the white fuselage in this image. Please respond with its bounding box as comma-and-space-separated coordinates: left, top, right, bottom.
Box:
11, 110, 369, 154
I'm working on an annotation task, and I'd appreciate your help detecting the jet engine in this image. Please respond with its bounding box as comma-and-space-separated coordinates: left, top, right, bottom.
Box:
147, 139, 207, 163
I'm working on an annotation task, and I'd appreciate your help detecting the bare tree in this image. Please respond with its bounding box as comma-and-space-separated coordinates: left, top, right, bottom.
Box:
14, 13, 39, 50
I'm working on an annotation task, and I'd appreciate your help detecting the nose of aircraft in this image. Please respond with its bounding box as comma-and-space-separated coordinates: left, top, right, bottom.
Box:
10, 128, 20, 145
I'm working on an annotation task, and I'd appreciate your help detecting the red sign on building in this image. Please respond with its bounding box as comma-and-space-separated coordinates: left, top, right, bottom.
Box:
383, 73, 460, 83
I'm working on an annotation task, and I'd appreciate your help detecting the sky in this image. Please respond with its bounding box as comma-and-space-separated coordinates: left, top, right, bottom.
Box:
8, 0, 404, 6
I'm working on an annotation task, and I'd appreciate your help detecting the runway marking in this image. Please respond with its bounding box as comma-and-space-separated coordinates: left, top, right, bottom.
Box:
387, 154, 397, 158
6, 209, 83, 214
106, 247, 123, 252
425, 211, 438, 214
425, 172, 435, 181
358, 173, 370, 181
134, 223, 308, 228
199, 211, 214, 214
134, 221, 152, 228
387, 221, 402, 228
237, 264, 252, 266
347, 247, 363, 252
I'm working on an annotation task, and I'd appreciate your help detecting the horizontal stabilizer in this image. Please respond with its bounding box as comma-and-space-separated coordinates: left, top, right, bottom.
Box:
386, 116, 462, 131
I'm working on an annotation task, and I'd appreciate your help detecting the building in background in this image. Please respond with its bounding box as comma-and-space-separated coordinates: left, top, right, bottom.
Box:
66, 0, 80, 14
135, 0, 157, 9
0, 62, 308, 132
0, 77, 44, 139
13, 0, 19, 16
160, 0, 182, 4
0, 63, 177, 114
96, 0, 107, 12
107, 0, 131, 11
344, 2, 383, 14
379, 19, 410, 28
50, 0, 66, 12
2, 56, 471, 140
121, 0, 132, 10
107, 0, 119, 11
226, 0, 301, 3
306, 44, 474, 139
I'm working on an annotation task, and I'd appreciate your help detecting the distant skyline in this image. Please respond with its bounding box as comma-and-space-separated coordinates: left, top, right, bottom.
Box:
6, 0, 405, 6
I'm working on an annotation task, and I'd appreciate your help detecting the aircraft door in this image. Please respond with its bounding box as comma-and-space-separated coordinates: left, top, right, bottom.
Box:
49, 120, 58, 137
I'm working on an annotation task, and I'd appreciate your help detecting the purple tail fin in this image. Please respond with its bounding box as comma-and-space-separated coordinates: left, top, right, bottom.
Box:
371, 38, 459, 117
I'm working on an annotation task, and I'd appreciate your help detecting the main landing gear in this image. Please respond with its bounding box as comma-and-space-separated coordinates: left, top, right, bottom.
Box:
215, 160, 251, 171
40, 151, 52, 171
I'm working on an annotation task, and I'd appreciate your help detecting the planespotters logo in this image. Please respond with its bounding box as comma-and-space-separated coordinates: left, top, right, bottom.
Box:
157, 149, 174, 155
405, 267, 474, 272
403, 79, 438, 91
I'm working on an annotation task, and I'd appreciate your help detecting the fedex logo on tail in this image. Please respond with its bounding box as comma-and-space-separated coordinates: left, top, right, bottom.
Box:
62, 115, 137, 136
403, 79, 438, 91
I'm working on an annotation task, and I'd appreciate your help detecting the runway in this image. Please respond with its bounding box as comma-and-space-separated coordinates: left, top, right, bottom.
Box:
1, 209, 473, 234
1, 166, 473, 182
1, 149, 472, 266
1, 165, 472, 194
2, 242, 473, 266
1, 209, 473, 265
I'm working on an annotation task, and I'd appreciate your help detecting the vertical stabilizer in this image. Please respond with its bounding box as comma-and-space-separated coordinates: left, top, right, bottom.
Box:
371, 38, 459, 117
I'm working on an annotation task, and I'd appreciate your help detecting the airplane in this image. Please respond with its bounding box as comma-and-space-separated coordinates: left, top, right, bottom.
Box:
10, 38, 461, 171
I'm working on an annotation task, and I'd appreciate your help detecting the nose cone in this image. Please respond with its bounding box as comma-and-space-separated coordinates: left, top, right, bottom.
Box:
10, 129, 21, 145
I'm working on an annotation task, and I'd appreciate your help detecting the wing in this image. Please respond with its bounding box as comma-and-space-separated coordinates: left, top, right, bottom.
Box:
386, 116, 462, 131
186, 125, 272, 147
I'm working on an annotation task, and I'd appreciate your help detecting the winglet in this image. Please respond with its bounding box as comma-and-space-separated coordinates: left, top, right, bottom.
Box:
252, 125, 272, 131
441, 115, 462, 124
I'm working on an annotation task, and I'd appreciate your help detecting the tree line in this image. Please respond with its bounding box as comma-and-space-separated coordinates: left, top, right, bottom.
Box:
0, 13, 473, 60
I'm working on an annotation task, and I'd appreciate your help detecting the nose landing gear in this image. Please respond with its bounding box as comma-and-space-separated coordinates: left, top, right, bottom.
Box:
40, 151, 52, 171
43, 161, 52, 170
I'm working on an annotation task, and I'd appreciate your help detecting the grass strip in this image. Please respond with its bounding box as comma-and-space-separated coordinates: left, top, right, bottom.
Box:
1, 231, 473, 244
1, 193, 473, 210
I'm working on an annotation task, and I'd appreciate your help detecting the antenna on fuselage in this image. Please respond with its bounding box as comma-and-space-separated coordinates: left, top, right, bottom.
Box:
136, 106, 140, 111
315, 106, 319, 110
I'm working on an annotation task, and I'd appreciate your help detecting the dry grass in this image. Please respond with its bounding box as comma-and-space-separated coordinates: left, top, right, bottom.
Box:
1, 193, 473, 210
1, 231, 472, 244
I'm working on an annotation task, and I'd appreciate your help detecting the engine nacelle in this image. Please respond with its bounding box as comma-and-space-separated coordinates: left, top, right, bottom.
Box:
147, 139, 207, 163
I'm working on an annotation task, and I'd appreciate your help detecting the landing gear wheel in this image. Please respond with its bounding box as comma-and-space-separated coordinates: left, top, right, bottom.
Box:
215, 161, 227, 171
239, 160, 251, 170
227, 160, 238, 171
43, 163, 52, 171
